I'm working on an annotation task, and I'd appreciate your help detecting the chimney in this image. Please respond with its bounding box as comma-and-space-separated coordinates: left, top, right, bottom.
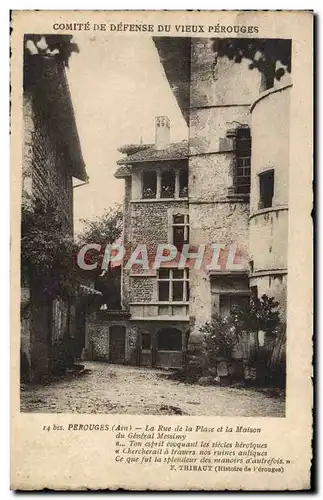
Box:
155, 116, 170, 149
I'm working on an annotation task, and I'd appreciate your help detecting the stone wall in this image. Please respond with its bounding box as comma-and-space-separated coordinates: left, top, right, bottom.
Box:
249, 84, 291, 318
21, 73, 75, 381
122, 198, 189, 308
131, 200, 188, 244
87, 314, 110, 360
129, 277, 154, 302
190, 38, 261, 108
87, 314, 138, 364
187, 38, 261, 336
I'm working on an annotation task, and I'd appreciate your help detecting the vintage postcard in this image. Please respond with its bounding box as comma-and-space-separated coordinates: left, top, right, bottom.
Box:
11, 10, 313, 490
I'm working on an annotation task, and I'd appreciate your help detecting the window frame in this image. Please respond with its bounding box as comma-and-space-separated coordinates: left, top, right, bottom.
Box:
172, 212, 190, 251
258, 168, 275, 209
219, 293, 250, 318
157, 268, 190, 303
234, 127, 251, 195
141, 167, 188, 200
142, 170, 157, 199
160, 169, 176, 198
227, 126, 251, 196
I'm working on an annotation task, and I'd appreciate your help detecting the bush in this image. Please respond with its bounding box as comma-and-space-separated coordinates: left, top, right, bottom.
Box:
200, 316, 241, 364
181, 295, 283, 386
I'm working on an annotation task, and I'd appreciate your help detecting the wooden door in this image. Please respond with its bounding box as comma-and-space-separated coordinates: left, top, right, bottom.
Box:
109, 325, 126, 364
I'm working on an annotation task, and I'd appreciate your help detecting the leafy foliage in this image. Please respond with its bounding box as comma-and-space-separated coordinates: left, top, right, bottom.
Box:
77, 205, 123, 249
180, 294, 283, 386
198, 294, 281, 365
24, 35, 79, 67
76, 205, 123, 271
212, 39, 292, 87
234, 294, 281, 336
76, 205, 123, 306
21, 198, 80, 298
200, 315, 242, 363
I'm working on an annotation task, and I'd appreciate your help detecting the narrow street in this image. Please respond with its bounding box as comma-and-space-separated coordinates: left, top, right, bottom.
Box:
21, 362, 285, 417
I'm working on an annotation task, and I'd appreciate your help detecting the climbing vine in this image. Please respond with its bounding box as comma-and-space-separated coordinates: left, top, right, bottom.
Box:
21, 198, 81, 298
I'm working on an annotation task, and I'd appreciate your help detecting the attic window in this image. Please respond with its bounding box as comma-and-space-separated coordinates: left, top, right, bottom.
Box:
259, 170, 274, 208
142, 171, 157, 199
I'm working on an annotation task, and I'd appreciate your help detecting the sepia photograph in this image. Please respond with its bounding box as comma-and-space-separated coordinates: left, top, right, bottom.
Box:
20, 33, 291, 417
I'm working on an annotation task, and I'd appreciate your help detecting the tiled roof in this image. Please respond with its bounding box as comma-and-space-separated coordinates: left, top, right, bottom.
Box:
114, 165, 132, 178
117, 140, 189, 165
118, 144, 152, 155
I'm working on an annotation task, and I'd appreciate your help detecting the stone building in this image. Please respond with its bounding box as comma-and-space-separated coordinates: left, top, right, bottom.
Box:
21, 36, 88, 381
89, 37, 291, 371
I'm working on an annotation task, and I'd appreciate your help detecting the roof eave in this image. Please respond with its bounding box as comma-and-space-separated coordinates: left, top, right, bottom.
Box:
153, 37, 191, 125
117, 156, 189, 166
24, 56, 88, 182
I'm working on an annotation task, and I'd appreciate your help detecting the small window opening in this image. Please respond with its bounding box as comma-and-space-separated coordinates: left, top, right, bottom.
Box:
179, 169, 188, 198
219, 295, 250, 318
142, 171, 157, 199
235, 127, 251, 195
161, 170, 175, 198
172, 213, 189, 252
259, 170, 274, 208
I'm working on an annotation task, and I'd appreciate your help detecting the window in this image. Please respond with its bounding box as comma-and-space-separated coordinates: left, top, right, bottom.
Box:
250, 286, 258, 299
259, 170, 274, 208
219, 294, 250, 318
235, 128, 251, 194
158, 269, 189, 302
141, 333, 151, 350
141, 167, 188, 199
157, 328, 182, 351
172, 213, 189, 251
161, 170, 175, 198
179, 169, 188, 198
142, 170, 157, 199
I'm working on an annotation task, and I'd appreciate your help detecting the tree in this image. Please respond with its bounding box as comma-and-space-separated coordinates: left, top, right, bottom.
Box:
76, 205, 123, 308
212, 39, 292, 89
234, 294, 281, 336
24, 35, 79, 67
198, 295, 281, 366
77, 205, 123, 250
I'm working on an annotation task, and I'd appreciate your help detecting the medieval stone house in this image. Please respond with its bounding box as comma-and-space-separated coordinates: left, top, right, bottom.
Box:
21, 36, 88, 381
89, 37, 291, 372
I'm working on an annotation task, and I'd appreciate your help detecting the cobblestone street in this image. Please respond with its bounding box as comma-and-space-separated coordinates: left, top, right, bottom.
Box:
21, 362, 285, 416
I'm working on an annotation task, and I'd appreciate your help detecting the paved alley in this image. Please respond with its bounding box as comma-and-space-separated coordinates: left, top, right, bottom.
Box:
21, 362, 285, 417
